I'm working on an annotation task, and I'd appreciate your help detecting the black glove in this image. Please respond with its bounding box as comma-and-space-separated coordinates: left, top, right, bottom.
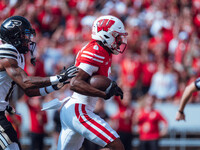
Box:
6, 105, 16, 115
57, 65, 78, 83
52, 82, 66, 90
105, 81, 123, 100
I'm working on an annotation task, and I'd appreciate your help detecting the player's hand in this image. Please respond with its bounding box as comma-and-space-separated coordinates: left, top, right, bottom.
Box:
105, 81, 123, 100
175, 111, 185, 121
52, 82, 66, 90
57, 65, 78, 83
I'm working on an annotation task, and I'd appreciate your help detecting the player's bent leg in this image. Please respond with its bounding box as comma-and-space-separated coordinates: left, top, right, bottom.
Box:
0, 114, 21, 150
57, 126, 84, 150
103, 138, 125, 150
57, 104, 84, 150
72, 103, 120, 147
59, 102, 123, 150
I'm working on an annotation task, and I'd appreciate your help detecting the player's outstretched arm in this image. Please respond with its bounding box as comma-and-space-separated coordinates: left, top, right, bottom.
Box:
23, 83, 66, 97
1, 58, 77, 96
176, 82, 197, 121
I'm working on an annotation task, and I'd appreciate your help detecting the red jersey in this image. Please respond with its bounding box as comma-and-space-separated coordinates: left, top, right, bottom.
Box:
112, 96, 134, 133
120, 57, 141, 88
71, 40, 112, 110
138, 108, 168, 140
75, 40, 112, 77
141, 62, 157, 86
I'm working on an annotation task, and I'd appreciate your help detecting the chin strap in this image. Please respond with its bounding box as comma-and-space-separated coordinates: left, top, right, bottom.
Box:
30, 51, 36, 66
29, 41, 36, 66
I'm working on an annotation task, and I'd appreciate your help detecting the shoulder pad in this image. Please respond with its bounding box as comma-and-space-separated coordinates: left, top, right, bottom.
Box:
0, 44, 18, 60
80, 44, 106, 66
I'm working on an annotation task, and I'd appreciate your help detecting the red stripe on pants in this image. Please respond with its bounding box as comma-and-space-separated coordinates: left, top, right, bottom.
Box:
75, 103, 113, 144
81, 104, 117, 140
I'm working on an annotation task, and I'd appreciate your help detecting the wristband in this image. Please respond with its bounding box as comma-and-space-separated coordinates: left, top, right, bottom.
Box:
50, 76, 59, 85
39, 86, 56, 96
46, 86, 55, 93
179, 110, 184, 114
39, 88, 47, 96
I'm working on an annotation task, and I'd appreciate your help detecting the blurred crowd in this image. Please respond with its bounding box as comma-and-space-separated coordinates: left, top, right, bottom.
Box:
1, 0, 200, 149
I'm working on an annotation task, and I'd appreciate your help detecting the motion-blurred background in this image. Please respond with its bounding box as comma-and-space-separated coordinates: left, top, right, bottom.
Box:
1, 0, 200, 150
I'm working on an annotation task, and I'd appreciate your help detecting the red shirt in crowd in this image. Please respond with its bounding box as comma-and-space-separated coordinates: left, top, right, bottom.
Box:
120, 56, 141, 88
0, 1, 15, 19
0, 1, 6, 11
27, 100, 47, 134
112, 96, 134, 133
138, 108, 168, 140
141, 62, 157, 87
37, 10, 53, 31
162, 27, 174, 50
192, 57, 200, 75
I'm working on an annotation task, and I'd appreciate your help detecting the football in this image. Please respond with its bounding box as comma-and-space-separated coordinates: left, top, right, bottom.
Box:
88, 75, 111, 91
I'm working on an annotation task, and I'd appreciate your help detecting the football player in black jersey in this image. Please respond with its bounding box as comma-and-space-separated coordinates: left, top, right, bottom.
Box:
0, 16, 77, 150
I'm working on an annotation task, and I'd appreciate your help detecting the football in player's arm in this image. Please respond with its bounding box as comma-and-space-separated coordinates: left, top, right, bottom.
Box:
0, 16, 77, 150
176, 78, 200, 121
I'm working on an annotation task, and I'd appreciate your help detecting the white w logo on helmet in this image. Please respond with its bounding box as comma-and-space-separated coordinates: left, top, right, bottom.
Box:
4, 20, 22, 29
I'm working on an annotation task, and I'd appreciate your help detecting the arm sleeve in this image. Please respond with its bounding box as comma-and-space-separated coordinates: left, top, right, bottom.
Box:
0, 44, 18, 61
78, 63, 99, 76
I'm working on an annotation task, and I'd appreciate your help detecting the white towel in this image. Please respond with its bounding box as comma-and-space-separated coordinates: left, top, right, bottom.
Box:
41, 97, 70, 111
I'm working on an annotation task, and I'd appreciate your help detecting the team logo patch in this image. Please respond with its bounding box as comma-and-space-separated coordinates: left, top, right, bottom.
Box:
93, 45, 99, 50
97, 19, 115, 32
4, 20, 22, 29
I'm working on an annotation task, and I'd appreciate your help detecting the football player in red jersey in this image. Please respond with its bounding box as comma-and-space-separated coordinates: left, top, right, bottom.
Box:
57, 15, 128, 150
